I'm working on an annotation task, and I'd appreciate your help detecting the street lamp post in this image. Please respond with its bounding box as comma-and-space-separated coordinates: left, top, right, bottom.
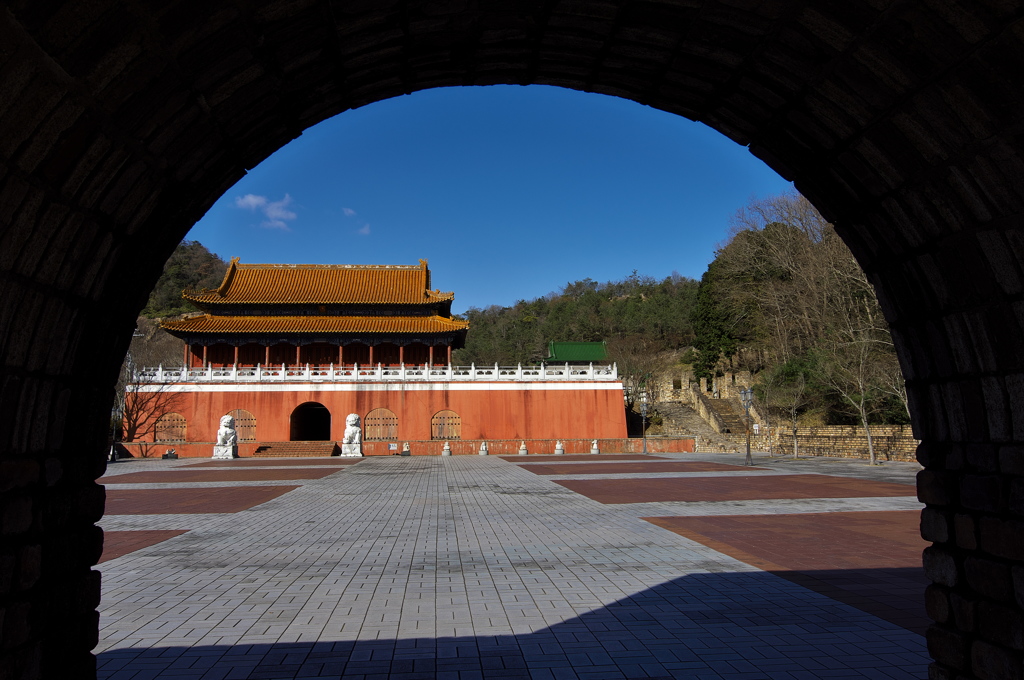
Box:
740, 388, 753, 466
641, 391, 648, 454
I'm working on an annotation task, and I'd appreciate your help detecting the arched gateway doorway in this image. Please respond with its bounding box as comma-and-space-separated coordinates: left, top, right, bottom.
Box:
289, 402, 332, 441
2, 3, 1023, 678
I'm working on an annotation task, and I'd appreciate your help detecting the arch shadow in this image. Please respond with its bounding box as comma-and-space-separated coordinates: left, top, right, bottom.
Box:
96, 569, 929, 678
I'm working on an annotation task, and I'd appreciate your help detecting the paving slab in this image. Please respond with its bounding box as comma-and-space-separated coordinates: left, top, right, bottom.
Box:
97, 454, 928, 679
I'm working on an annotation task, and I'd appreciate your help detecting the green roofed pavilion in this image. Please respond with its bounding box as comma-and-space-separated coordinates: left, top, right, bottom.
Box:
545, 341, 608, 363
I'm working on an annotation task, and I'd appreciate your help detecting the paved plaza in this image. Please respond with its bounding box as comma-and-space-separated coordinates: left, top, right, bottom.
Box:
97, 452, 930, 679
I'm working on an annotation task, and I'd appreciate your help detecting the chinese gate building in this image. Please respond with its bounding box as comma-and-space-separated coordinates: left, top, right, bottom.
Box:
126, 259, 633, 456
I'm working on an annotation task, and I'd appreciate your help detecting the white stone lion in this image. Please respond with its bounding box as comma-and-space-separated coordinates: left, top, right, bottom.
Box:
216, 415, 237, 446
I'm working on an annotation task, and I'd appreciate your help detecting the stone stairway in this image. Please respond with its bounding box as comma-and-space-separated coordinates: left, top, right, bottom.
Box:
651, 401, 740, 452
709, 398, 748, 435
253, 441, 338, 457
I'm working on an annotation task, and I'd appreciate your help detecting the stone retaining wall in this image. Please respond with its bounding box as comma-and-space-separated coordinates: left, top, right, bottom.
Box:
776, 425, 918, 462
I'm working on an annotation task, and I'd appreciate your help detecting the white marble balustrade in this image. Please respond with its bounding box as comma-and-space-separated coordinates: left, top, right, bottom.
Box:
135, 363, 618, 384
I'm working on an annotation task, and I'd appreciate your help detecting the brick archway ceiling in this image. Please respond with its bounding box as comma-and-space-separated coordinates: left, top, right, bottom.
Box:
2, 1, 1024, 677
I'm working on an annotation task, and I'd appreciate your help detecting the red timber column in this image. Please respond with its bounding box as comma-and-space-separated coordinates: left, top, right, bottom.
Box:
233, 345, 239, 365
369, 344, 374, 366
295, 345, 300, 367
447, 345, 452, 366
183, 343, 189, 368
429, 345, 434, 366
265, 345, 270, 366
399, 344, 404, 365
338, 344, 344, 366
202, 344, 208, 366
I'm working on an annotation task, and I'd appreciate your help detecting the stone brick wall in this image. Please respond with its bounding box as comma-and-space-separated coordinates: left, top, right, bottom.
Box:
776, 425, 919, 463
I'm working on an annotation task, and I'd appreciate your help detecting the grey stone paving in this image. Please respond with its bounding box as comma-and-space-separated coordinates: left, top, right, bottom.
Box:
97, 453, 928, 679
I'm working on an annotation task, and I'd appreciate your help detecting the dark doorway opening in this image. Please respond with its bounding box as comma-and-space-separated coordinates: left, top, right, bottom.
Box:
290, 402, 331, 441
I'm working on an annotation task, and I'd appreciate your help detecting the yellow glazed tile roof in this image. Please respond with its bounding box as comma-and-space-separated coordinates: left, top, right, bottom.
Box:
161, 315, 470, 335
183, 259, 454, 305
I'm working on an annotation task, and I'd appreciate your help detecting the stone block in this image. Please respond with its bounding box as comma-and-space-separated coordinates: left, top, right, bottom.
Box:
979, 517, 1024, 562
968, 443, 1000, 472
927, 624, 970, 670
922, 507, 952, 542
951, 591, 978, 633
955, 513, 978, 550
1001, 447, 1024, 476
978, 600, 1024, 650
926, 584, 951, 623
1008, 479, 1024, 516
961, 474, 1002, 512
924, 546, 960, 587
966, 556, 1014, 601
927, 661, 958, 680
919, 469, 958, 506
971, 640, 1023, 680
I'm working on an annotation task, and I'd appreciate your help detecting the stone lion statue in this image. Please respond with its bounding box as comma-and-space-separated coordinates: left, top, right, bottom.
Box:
216, 415, 237, 446
341, 413, 362, 456
343, 413, 361, 445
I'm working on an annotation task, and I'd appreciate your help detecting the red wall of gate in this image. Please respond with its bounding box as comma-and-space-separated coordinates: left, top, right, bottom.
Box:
136, 384, 627, 444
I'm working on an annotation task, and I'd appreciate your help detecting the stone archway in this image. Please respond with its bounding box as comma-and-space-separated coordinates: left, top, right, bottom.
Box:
2, 3, 1023, 677
288, 402, 332, 441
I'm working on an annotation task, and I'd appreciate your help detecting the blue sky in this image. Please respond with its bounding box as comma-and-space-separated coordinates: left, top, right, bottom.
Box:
187, 85, 791, 313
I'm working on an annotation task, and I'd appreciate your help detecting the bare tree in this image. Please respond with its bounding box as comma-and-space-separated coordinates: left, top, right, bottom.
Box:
114, 319, 185, 455
607, 335, 674, 406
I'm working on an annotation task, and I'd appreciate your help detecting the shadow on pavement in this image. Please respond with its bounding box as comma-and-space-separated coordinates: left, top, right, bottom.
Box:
98, 570, 930, 679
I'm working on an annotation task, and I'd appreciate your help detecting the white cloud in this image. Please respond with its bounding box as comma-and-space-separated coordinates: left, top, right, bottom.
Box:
358, 224, 371, 235
234, 193, 297, 230
235, 194, 267, 210
343, 207, 357, 217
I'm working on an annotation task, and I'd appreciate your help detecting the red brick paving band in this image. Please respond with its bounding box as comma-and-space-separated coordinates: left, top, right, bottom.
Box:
644, 511, 929, 634
101, 530, 189, 563
105, 486, 301, 514
500, 454, 668, 462
557, 473, 915, 504
104, 468, 344, 484
184, 459, 364, 467
519, 461, 760, 475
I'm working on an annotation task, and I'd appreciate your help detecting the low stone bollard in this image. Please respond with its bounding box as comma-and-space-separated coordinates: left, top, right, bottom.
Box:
590, 439, 600, 455
401, 442, 411, 456
479, 441, 489, 455
554, 441, 564, 455
441, 441, 452, 456
519, 441, 528, 455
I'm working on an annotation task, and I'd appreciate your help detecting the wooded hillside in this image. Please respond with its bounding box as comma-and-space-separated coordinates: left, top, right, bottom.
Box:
141, 240, 228, 318
690, 192, 908, 460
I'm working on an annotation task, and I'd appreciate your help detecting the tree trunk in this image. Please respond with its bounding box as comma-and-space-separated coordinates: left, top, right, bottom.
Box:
859, 404, 876, 465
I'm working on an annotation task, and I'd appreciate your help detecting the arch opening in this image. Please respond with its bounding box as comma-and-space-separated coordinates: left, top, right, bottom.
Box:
289, 402, 331, 441
4, 4, 1024, 677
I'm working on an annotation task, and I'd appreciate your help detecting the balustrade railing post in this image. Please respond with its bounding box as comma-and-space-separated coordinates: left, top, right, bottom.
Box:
565, 362, 570, 380
354, 363, 360, 381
